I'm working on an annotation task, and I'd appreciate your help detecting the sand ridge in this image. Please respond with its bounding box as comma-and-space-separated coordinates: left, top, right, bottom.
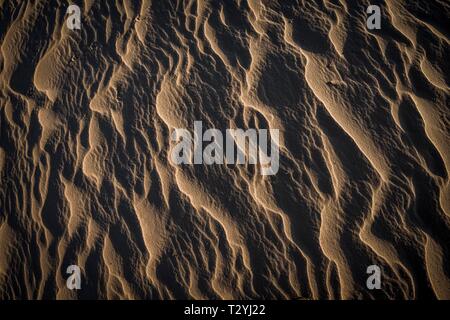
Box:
0, 0, 449, 299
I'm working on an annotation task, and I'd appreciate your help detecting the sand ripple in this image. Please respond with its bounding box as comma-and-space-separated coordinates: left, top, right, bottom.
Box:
0, 0, 449, 299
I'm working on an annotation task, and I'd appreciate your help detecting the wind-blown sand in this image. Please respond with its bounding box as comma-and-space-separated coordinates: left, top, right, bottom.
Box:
0, 0, 449, 299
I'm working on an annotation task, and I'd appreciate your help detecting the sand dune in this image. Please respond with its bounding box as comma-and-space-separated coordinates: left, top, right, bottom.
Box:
0, 0, 449, 299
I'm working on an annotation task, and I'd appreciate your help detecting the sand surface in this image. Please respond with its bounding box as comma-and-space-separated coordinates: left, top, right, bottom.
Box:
0, 0, 449, 299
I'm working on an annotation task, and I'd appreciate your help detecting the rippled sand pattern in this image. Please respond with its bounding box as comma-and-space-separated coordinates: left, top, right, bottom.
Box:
0, 0, 449, 299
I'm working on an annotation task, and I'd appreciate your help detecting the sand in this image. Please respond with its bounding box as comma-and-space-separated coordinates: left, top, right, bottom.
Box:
0, 0, 449, 299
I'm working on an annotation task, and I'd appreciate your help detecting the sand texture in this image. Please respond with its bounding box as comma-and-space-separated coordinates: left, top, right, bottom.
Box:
0, 0, 449, 299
